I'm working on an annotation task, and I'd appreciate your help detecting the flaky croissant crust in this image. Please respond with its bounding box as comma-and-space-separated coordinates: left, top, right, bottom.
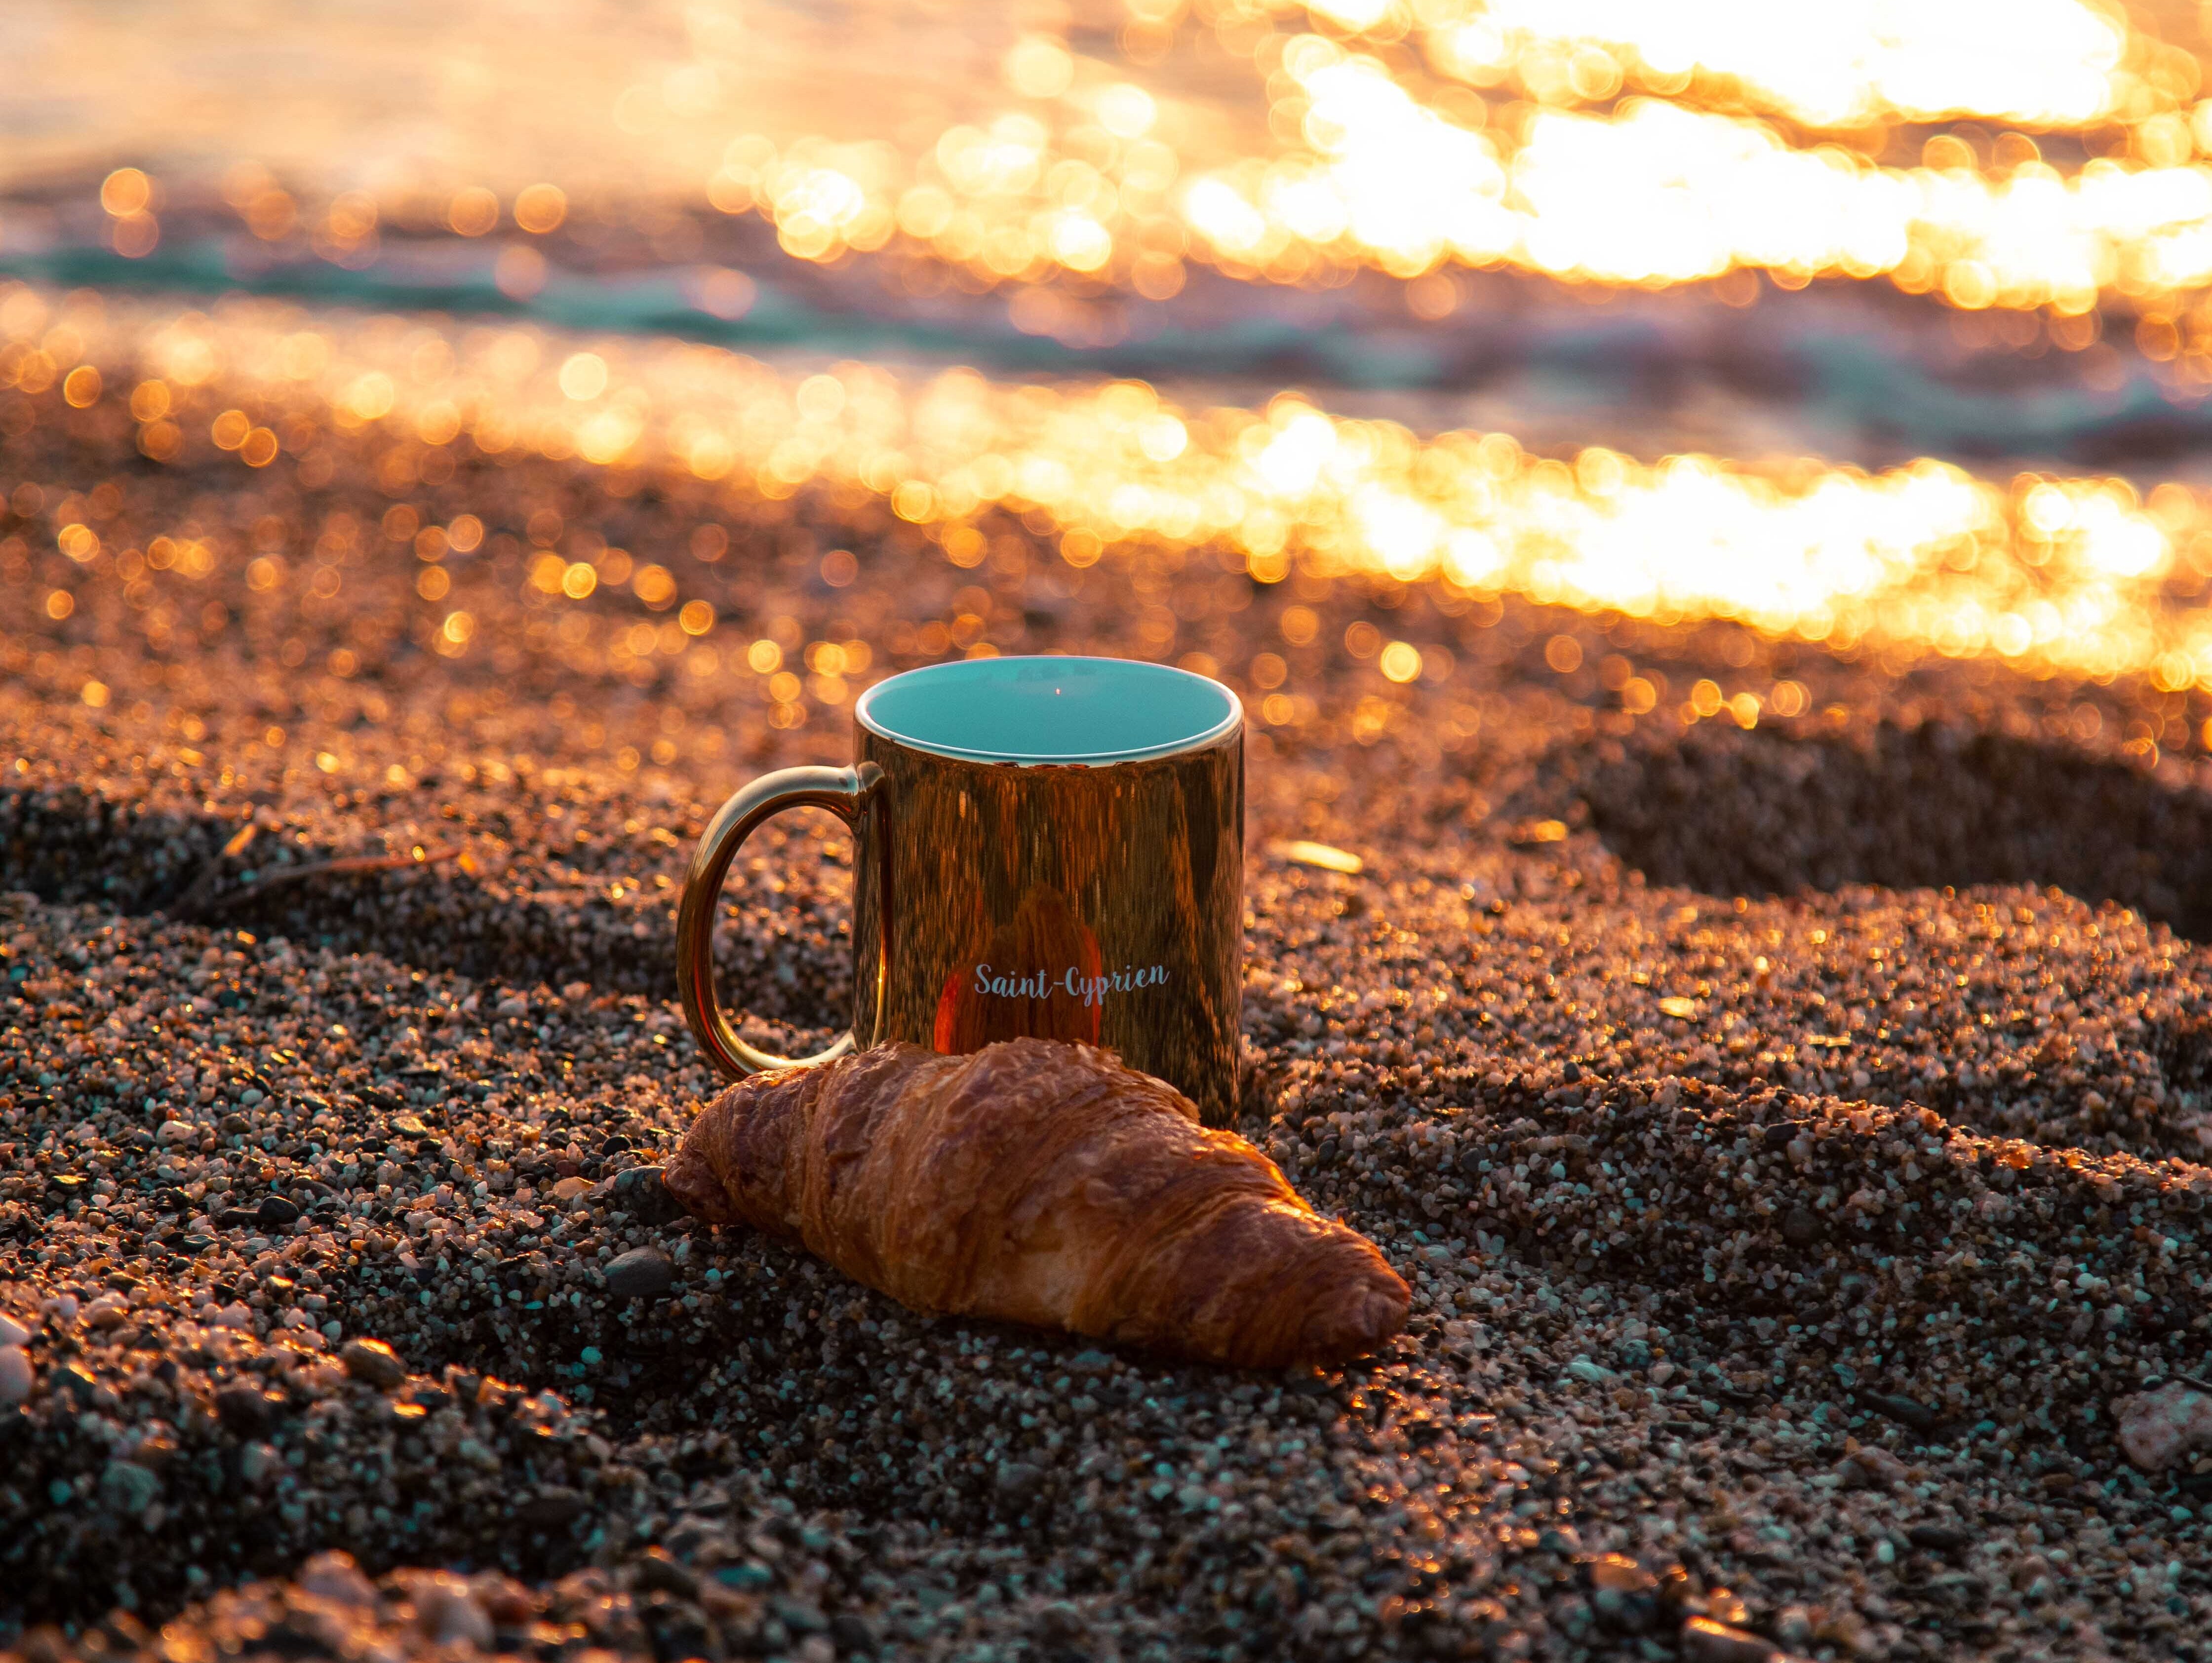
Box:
665, 1038, 1409, 1369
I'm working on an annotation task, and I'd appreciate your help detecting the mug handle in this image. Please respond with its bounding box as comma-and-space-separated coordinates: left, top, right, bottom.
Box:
676, 762, 884, 1078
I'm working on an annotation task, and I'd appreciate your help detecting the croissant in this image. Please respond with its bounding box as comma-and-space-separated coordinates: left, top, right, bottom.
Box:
663, 1038, 1409, 1369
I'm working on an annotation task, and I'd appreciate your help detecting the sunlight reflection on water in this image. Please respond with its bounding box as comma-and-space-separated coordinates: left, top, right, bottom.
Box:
10, 1, 2212, 702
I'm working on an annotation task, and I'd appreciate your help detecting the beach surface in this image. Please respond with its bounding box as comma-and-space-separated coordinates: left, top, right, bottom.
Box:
4, 306, 2212, 1663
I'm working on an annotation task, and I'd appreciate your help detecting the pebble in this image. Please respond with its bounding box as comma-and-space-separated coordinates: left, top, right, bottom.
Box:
601, 1165, 685, 1227
398, 1572, 493, 1647
1588, 1554, 1655, 1593
96, 1461, 160, 1516
213, 1384, 274, 1432
517, 1486, 587, 1528
1855, 1389, 1941, 1435
1906, 1524, 1971, 1553
297, 1551, 379, 1609
1838, 1444, 1909, 1487
603, 1247, 675, 1301
828, 1613, 879, 1654
2116, 1381, 2212, 1471
339, 1338, 407, 1390
1682, 1616, 1782, 1663
0, 1345, 32, 1407
1779, 1204, 1822, 1247
632, 1548, 699, 1598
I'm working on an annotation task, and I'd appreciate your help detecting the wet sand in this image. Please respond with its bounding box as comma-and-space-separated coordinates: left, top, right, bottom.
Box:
4, 346, 2212, 1663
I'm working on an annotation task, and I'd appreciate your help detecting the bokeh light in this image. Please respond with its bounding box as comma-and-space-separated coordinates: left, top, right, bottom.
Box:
16, 287, 2212, 701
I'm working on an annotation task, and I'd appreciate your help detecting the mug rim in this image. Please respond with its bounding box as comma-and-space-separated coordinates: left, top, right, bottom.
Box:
854, 654, 1243, 766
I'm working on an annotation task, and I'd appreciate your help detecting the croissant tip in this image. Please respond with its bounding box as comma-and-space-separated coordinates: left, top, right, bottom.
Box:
1292, 1268, 1412, 1366
661, 1149, 728, 1224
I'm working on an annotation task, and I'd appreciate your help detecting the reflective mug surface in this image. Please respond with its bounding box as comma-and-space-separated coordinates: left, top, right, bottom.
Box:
676, 655, 1246, 1123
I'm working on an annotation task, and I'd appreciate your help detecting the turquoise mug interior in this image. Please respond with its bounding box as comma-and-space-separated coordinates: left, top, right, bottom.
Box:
855, 656, 1241, 765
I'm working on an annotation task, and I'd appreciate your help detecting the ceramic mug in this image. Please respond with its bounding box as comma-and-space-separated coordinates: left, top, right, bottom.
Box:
676, 655, 1245, 1122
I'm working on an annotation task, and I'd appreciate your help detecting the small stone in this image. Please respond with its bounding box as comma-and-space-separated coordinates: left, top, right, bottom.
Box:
1589, 1555, 1657, 1594
994, 1461, 1044, 1501
298, 1552, 378, 1609
215, 1384, 274, 1432
1067, 1349, 1116, 1375
771, 1597, 828, 1635
97, 1460, 160, 1515
1588, 1553, 1660, 1632
551, 1175, 593, 1203
257, 1195, 300, 1227
1699, 1587, 1751, 1628
0, 1346, 31, 1407
340, 1338, 407, 1390
0, 1313, 26, 1349
517, 1486, 587, 1529
409, 1573, 492, 1646
1907, 1525, 1971, 1553
604, 1246, 674, 1300
605, 1164, 684, 1227
1028, 1602, 1083, 1645
1854, 1390, 1941, 1434
1681, 1616, 1778, 1663
830, 1611, 881, 1655
633, 1547, 700, 1598
2115, 1381, 2212, 1471
214, 1209, 260, 1231
83, 1292, 129, 1329
474, 1575, 537, 1626
1780, 1206, 1823, 1247
639, 1592, 716, 1660
1837, 1445, 1909, 1488
53, 1363, 114, 1410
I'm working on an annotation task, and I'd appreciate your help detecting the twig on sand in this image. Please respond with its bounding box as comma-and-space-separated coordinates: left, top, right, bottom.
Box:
206, 845, 464, 914
167, 822, 259, 921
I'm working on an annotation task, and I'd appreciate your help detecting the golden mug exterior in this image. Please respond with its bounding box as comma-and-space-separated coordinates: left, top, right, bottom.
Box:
677, 698, 1244, 1124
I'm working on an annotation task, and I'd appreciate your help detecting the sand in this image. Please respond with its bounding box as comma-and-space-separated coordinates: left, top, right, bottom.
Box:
3, 336, 2212, 1663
